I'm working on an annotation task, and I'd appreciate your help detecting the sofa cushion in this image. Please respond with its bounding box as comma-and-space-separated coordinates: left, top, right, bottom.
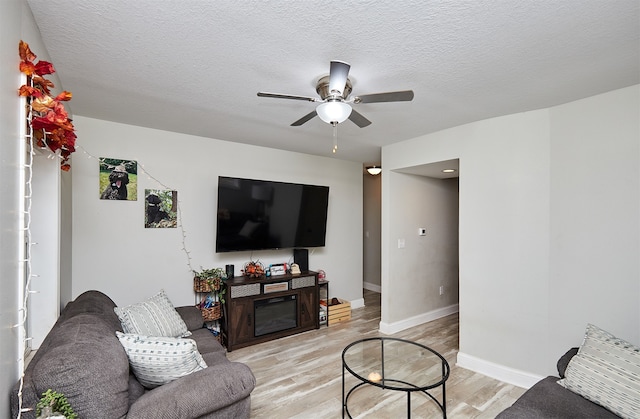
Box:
188, 328, 227, 356
558, 323, 640, 419
31, 314, 130, 419
175, 305, 205, 331
116, 332, 208, 389
497, 376, 620, 418
115, 289, 191, 338
127, 372, 146, 407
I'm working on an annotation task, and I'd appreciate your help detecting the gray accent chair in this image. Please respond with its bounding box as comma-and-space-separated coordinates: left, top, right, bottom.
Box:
10, 290, 255, 419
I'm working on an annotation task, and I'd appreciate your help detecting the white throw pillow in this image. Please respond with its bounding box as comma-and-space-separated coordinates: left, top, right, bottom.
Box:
116, 332, 207, 388
558, 323, 640, 419
114, 289, 191, 338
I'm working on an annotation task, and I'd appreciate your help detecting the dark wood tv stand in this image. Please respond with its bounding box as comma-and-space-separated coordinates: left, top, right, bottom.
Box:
223, 271, 319, 351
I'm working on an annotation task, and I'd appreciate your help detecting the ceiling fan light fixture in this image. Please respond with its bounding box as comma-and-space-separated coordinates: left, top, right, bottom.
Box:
316, 101, 352, 124
366, 166, 382, 176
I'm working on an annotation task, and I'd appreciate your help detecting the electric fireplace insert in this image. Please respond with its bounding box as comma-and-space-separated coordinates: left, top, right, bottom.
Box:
254, 295, 297, 337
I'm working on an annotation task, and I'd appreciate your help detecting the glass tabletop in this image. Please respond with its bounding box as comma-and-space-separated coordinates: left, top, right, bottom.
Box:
342, 337, 450, 391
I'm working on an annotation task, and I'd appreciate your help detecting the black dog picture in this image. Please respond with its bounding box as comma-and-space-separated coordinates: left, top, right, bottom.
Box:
99, 158, 137, 200
100, 165, 129, 200
145, 189, 177, 228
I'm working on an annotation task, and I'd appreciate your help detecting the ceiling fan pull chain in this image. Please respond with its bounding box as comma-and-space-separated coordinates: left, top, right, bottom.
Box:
332, 122, 338, 153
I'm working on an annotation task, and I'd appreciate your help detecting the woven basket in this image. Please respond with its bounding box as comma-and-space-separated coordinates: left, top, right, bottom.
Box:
200, 303, 222, 321
194, 277, 221, 293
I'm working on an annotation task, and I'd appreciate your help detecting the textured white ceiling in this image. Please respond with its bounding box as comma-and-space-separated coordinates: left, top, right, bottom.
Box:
26, 0, 639, 165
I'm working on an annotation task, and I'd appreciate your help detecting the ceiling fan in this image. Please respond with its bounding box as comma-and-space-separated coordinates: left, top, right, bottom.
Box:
257, 60, 414, 129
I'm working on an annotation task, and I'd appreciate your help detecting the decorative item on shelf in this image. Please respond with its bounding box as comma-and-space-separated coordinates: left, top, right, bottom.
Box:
18, 40, 76, 171
193, 267, 226, 321
200, 299, 222, 322
368, 371, 382, 383
269, 263, 286, 276
243, 260, 266, 277
328, 298, 351, 325
206, 322, 223, 343
193, 267, 225, 293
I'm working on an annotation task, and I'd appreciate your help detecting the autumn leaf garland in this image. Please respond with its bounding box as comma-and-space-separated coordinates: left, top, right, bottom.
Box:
18, 40, 76, 171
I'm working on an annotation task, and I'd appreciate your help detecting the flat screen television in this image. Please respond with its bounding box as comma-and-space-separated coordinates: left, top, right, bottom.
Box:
216, 176, 329, 253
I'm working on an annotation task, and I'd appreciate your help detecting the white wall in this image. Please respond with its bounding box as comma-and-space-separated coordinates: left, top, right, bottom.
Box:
548, 86, 640, 359
29, 154, 61, 348
383, 85, 639, 386
381, 172, 459, 334
363, 171, 381, 291
0, 1, 26, 416
71, 116, 364, 309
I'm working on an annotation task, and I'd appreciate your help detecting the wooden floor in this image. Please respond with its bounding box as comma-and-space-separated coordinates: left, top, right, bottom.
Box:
227, 289, 525, 418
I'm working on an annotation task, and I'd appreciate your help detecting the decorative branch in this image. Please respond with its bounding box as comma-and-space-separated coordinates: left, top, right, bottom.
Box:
18, 40, 76, 171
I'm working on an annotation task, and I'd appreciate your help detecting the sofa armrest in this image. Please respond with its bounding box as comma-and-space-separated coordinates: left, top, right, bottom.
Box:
126, 361, 255, 419
557, 347, 579, 378
175, 305, 205, 331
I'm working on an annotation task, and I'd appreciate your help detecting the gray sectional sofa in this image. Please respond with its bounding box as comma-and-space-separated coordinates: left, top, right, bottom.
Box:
499, 322, 640, 418
10, 290, 255, 419
497, 348, 620, 418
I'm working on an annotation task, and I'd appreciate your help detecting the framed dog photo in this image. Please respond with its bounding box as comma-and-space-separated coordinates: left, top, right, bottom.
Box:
145, 189, 178, 228
99, 158, 138, 201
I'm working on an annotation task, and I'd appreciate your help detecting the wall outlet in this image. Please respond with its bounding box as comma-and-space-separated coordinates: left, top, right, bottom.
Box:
418, 228, 427, 236
398, 238, 405, 249
439, 285, 444, 295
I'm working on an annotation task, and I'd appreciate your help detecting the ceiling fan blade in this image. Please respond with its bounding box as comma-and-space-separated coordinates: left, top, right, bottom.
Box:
291, 110, 318, 126
329, 60, 351, 95
258, 92, 318, 102
348, 109, 372, 128
355, 90, 414, 104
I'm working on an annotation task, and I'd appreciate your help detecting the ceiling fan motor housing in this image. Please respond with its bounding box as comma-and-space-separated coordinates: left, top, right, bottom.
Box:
316, 75, 352, 100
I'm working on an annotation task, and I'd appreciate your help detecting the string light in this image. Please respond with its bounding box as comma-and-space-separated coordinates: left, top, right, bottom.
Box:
16, 74, 35, 419
77, 144, 195, 273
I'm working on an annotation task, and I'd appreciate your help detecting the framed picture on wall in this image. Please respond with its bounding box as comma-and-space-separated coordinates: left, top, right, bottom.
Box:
99, 158, 138, 200
145, 189, 178, 228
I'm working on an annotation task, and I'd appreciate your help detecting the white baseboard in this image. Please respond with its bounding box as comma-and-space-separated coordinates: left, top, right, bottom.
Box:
378, 304, 459, 335
350, 297, 365, 310
363, 282, 381, 293
456, 352, 545, 389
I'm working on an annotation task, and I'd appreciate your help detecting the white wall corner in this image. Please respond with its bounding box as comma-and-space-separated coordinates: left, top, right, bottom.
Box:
456, 351, 545, 389
378, 304, 459, 335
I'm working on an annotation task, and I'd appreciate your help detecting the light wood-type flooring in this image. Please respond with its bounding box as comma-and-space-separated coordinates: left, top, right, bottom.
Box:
226, 289, 526, 418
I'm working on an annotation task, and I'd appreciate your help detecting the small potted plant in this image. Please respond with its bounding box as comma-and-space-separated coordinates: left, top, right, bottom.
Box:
36, 389, 77, 419
193, 267, 225, 293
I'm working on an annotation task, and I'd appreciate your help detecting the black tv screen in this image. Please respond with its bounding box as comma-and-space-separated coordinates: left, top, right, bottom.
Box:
216, 176, 329, 253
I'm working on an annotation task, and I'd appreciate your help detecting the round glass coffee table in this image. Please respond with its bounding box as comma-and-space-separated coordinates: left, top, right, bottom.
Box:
342, 337, 450, 418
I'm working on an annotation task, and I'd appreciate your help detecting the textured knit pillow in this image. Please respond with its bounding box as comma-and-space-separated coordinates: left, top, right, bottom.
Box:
114, 289, 191, 338
116, 332, 207, 388
558, 324, 640, 419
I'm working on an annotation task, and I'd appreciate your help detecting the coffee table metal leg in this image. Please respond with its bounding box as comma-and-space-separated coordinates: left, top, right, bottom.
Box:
342, 364, 345, 418
407, 391, 411, 418
442, 364, 447, 418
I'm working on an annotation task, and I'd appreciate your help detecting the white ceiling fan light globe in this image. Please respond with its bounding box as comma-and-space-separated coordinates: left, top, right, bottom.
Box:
316, 101, 352, 124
